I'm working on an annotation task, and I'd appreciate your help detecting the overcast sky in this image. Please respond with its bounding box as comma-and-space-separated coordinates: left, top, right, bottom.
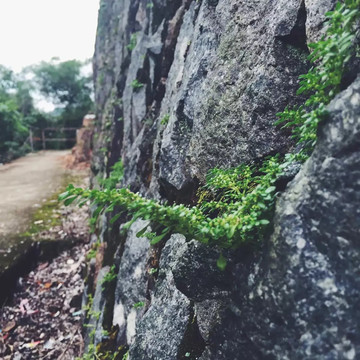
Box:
0, 0, 100, 73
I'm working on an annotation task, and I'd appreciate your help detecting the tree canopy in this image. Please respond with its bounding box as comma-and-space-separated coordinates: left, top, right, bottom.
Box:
33, 59, 94, 128
0, 59, 94, 162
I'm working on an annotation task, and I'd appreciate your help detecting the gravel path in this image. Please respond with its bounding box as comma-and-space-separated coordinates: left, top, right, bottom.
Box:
0, 151, 70, 247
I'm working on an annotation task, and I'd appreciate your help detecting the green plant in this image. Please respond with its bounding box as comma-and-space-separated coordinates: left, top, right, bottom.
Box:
86, 241, 100, 260
100, 160, 124, 190
131, 79, 144, 91
160, 114, 170, 126
149, 267, 158, 275
276, 0, 360, 160
126, 33, 138, 51
86, 248, 97, 260
133, 301, 145, 309
60, 156, 282, 251
101, 265, 117, 288
146, 2, 154, 9
102, 329, 110, 337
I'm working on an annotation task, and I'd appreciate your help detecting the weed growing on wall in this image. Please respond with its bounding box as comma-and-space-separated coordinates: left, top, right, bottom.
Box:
101, 265, 117, 289
60, 0, 360, 267
126, 33, 138, 51
276, 0, 360, 160
131, 79, 144, 91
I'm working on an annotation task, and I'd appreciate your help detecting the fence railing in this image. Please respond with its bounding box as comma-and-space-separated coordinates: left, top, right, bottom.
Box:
29, 127, 77, 150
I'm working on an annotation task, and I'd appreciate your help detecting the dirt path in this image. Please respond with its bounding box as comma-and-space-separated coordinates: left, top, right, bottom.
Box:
0, 151, 70, 246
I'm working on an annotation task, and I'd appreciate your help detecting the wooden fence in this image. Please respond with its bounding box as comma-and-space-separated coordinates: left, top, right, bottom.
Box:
29, 127, 77, 150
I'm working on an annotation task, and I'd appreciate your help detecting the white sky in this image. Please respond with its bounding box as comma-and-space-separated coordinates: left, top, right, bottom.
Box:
0, 0, 100, 73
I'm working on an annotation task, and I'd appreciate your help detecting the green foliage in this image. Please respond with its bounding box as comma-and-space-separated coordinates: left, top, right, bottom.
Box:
60, 155, 282, 252
276, 0, 360, 159
0, 66, 31, 161
127, 33, 138, 51
86, 241, 101, 260
100, 160, 124, 190
32, 59, 94, 128
133, 301, 145, 309
149, 267, 158, 275
0, 59, 94, 161
131, 79, 144, 91
160, 114, 170, 126
101, 265, 117, 288
60, 1, 359, 271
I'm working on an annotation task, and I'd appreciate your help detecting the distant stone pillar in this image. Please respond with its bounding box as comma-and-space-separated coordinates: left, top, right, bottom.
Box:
29, 129, 34, 152
72, 114, 95, 163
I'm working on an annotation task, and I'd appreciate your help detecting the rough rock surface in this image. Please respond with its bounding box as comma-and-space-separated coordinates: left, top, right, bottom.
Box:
113, 220, 150, 346
129, 235, 193, 359
89, 0, 360, 358
92, 0, 310, 196
195, 76, 360, 360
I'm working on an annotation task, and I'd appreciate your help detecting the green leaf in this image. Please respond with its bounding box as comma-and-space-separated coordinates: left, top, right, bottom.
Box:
93, 205, 104, 218
265, 186, 276, 194
64, 195, 78, 206
58, 191, 70, 201
110, 212, 122, 224
259, 219, 270, 225
136, 225, 149, 238
122, 218, 136, 231
150, 231, 168, 245
133, 301, 145, 309
216, 253, 227, 271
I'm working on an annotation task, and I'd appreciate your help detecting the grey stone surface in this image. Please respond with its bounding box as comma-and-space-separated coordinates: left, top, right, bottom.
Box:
93, 0, 312, 195
85, 266, 109, 348
129, 235, 192, 359
169, 239, 232, 301
113, 219, 151, 346
197, 76, 360, 360
305, 0, 336, 43
91, 0, 360, 358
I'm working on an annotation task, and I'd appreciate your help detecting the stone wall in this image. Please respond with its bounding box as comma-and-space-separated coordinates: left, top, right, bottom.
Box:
88, 0, 360, 358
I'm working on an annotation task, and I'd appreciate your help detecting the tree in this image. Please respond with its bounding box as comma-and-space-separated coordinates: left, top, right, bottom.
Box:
33, 59, 93, 128
0, 66, 28, 161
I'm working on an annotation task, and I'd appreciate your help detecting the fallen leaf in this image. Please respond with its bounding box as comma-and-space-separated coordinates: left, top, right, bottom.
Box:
43, 282, 52, 289
37, 262, 49, 271
19, 299, 29, 315
21, 341, 43, 349
2, 321, 16, 333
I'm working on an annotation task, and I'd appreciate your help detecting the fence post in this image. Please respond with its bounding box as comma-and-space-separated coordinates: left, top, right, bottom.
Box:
42, 129, 46, 150
29, 129, 34, 152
